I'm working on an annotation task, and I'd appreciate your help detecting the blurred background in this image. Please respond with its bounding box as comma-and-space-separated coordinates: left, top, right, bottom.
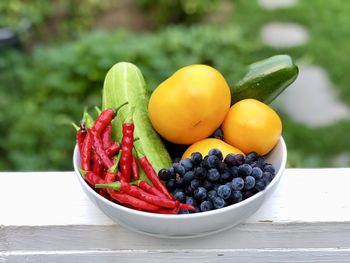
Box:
1, 0, 349, 171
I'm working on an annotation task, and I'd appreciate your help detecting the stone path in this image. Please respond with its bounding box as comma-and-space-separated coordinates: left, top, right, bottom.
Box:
261, 22, 308, 48
258, 0, 297, 9
259, 0, 350, 127
273, 66, 350, 127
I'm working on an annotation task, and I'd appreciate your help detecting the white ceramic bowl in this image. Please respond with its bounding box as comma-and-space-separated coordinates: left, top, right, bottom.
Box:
73, 137, 287, 238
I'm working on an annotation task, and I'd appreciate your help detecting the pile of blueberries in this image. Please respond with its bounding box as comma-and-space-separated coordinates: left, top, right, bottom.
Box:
158, 149, 276, 214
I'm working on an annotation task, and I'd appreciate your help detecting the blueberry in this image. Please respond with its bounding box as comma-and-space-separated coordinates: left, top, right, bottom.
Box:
213, 183, 220, 191
202, 179, 214, 190
224, 154, 236, 166
244, 176, 256, 190
178, 210, 189, 214
207, 168, 220, 182
231, 177, 244, 191
158, 168, 170, 181
186, 196, 197, 207
207, 155, 220, 168
194, 187, 207, 201
243, 190, 255, 199
200, 200, 213, 212
225, 182, 232, 188
229, 166, 238, 177
251, 167, 263, 180
213, 128, 224, 140
179, 158, 193, 172
173, 163, 186, 175
252, 157, 265, 169
200, 156, 209, 168
167, 167, 176, 179
217, 185, 231, 200
264, 164, 275, 174
194, 166, 207, 180
175, 174, 185, 187
234, 154, 245, 165
174, 191, 186, 203
245, 152, 258, 164
166, 179, 176, 191
220, 171, 232, 183
238, 164, 252, 177
190, 179, 201, 189
208, 148, 223, 161
184, 184, 194, 196
183, 171, 195, 183
212, 197, 225, 209
230, 190, 243, 203
191, 152, 203, 165
208, 190, 218, 200
173, 157, 181, 163
255, 179, 266, 191
217, 162, 228, 173
262, 171, 274, 183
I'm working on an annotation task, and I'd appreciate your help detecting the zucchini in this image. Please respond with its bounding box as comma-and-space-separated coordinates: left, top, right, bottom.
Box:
231, 55, 299, 104
102, 62, 172, 173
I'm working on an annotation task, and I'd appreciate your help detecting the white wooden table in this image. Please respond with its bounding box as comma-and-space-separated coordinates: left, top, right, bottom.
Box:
1, 169, 350, 262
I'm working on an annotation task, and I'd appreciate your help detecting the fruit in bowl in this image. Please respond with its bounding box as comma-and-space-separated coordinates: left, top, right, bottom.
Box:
73, 136, 286, 238
72, 56, 297, 237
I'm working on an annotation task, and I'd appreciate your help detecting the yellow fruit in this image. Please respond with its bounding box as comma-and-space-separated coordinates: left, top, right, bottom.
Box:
182, 138, 244, 159
222, 99, 282, 155
148, 64, 231, 144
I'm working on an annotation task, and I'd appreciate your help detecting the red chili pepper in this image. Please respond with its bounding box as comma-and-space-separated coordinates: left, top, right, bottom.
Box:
132, 180, 168, 200
93, 109, 115, 135
96, 182, 193, 210
106, 142, 120, 157
89, 128, 113, 169
152, 202, 181, 214
84, 171, 105, 186
104, 171, 117, 183
120, 123, 134, 182
92, 152, 103, 177
76, 128, 86, 155
108, 191, 160, 211
81, 133, 92, 171
131, 155, 139, 180
101, 124, 112, 149
138, 156, 173, 200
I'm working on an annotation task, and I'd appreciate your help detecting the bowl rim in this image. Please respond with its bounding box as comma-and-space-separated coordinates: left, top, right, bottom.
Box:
73, 136, 287, 219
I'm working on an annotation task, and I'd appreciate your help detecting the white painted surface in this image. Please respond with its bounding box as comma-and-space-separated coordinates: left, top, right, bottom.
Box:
1, 169, 350, 261
275, 65, 350, 127
261, 22, 309, 48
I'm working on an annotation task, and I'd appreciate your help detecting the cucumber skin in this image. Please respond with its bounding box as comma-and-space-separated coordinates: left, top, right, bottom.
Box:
102, 62, 172, 173
231, 55, 299, 104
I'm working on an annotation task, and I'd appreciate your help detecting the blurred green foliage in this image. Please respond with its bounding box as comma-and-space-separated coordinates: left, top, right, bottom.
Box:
0, 26, 265, 171
0, 0, 114, 43
1, 0, 350, 170
233, 0, 350, 167
135, 0, 219, 27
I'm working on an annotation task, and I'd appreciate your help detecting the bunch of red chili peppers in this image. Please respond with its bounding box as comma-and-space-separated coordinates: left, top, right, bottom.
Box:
75, 108, 194, 214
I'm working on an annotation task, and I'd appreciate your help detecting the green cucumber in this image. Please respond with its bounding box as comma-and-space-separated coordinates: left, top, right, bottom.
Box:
102, 62, 172, 173
231, 55, 299, 104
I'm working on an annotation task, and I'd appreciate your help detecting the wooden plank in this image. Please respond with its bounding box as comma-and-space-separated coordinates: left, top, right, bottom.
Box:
1, 223, 350, 251
2, 248, 350, 263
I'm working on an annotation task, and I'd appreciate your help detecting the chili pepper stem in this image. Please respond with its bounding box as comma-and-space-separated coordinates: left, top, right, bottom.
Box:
108, 150, 122, 173
72, 122, 80, 131
78, 168, 86, 177
94, 106, 102, 115
114, 101, 129, 113
95, 182, 121, 190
